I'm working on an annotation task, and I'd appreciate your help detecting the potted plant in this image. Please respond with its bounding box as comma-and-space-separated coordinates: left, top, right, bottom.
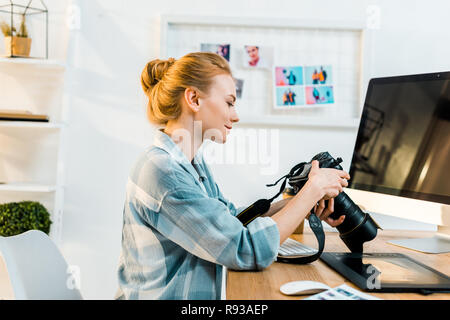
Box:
0, 14, 32, 57
0, 201, 52, 236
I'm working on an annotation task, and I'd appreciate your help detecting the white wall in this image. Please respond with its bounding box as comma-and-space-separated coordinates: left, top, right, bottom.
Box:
56, 0, 450, 299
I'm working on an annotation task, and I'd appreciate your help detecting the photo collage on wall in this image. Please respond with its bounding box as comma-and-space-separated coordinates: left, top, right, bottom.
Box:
200, 43, 334, 109
200, 43, 274, 100
274, 65, 334, 108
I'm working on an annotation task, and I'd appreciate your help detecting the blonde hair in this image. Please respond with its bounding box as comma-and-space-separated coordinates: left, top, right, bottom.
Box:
141, 52, 232, 126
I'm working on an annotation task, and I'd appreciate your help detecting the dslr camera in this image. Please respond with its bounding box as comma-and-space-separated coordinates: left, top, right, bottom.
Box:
287, 151, 381, 253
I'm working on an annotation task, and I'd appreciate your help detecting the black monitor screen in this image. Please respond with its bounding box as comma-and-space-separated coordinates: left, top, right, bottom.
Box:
348, 72, 450, 205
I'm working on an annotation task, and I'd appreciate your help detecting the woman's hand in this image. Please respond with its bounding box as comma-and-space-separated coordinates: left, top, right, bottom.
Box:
313, 198, 346, 227
272, 160, 349, 244
307, 160, 350, 200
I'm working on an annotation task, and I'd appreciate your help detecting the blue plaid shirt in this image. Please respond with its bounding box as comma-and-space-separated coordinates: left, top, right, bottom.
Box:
115, 129, 280, 300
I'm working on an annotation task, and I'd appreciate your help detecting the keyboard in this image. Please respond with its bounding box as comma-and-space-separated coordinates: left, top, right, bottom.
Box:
278, 238, 318, 256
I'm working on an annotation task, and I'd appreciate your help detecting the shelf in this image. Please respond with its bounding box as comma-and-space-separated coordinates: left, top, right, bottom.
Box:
0, 57, 65, 69
0, 46, 67, 244
235, 115, 360, 129
0, 183, 58, 193
0, 121, 65, 129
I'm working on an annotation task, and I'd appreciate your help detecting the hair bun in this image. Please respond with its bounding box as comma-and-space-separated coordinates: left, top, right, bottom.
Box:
141, 57, 176, 93
141, 52, 231, 126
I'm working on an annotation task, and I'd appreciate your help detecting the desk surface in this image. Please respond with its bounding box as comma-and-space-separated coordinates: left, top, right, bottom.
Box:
226, 229, 450, 300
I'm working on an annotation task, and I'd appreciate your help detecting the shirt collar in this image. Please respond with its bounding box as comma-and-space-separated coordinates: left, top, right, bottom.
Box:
153, 128, 207, 181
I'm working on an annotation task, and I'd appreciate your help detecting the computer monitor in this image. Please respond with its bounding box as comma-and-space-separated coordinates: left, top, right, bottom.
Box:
346, 71, 450, 253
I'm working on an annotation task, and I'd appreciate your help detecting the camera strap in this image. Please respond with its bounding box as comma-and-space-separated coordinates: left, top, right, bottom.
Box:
237, 162, 325, 264
236, 173, 292, 226
265, 161, 308, 201
276, 210, 325, 265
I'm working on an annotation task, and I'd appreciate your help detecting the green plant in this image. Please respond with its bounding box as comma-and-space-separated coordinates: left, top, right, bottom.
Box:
0, 20, 15, 37
17, 15, 28, 38
0, 201, 52, 237
0, 14, 28, 38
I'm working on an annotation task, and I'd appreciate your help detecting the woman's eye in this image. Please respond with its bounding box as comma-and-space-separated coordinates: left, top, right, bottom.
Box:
227, 102, 235, 107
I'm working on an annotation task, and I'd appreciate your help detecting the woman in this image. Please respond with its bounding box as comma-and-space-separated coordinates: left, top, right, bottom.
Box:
245, 45, 260, 67
116, 52, 349, 300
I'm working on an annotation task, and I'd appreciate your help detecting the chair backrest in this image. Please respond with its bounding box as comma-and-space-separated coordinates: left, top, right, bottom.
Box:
0, 230, 83, 300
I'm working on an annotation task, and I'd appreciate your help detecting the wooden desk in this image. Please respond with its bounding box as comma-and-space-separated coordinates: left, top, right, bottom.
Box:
226, 229, 450, 300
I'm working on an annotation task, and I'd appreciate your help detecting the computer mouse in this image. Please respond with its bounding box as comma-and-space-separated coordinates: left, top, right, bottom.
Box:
280, 280, 331, 296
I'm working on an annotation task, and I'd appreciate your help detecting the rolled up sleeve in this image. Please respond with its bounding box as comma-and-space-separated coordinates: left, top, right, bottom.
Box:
214, 182, 247, 217
153, 187, 280, 271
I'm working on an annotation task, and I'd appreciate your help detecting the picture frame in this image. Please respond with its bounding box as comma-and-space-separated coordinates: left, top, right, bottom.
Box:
200, 43, 230, 61
242, 45, 274, 69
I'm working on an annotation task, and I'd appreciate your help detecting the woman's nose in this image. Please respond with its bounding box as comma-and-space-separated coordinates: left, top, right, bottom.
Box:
231, 109, 239, 123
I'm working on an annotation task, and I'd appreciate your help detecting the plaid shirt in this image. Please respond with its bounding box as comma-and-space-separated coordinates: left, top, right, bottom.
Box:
115, 129, 280, 300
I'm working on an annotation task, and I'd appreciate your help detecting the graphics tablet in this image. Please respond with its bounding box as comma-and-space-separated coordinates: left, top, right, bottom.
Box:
320, 252, 450, 293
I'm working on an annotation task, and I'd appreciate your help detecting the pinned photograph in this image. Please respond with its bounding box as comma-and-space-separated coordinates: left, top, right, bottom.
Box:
274, 65, 335, 109
305, 65, 333, 85
200, 43, 230, 61
275, 86, 305, 107
243, 45, 274, 69
234, 78, 244, 99
275, 66, 304, 86
305, 86, 335, 105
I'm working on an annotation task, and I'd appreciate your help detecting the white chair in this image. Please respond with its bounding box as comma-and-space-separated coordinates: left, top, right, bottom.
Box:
0, 230, 83, 300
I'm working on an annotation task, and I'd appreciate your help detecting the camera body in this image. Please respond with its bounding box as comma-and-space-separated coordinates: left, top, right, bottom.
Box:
288, 152, 381, 253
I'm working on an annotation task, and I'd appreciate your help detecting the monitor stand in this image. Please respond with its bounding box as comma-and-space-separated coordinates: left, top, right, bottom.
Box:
388, 226, 450, 254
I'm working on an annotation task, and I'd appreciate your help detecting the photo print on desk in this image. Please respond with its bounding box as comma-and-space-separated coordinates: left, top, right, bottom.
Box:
200, 43, 230, 61
243, 45, 274, 69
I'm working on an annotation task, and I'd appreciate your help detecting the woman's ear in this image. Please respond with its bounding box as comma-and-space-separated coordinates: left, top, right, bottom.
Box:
184, 87, 201, 113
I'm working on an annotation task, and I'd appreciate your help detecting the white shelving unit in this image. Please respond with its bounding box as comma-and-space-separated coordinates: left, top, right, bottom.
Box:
0, 183, 57, 193
0, 121, 65, 129
0, 57, 65, 69
0, 57, 68, 245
